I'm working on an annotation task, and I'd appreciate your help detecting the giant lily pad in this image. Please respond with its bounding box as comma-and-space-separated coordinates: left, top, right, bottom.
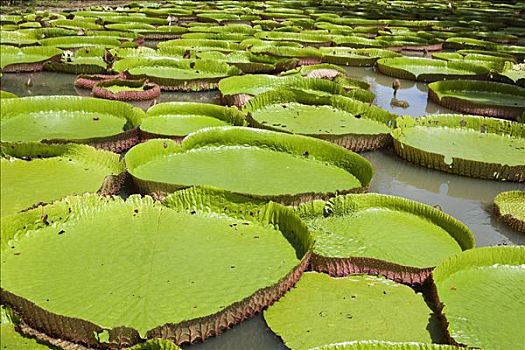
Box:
113, 57, 241, 91
39, 36, 122, 49
0, 143, 124, 217
427, 80, 525, 121
125, 127, 373, 204
320, 47, 401, 66
141, 102, 246, 141
244, 90, 394, 151
431, 246, 525, 349
158, 39, 241, 53
196, 50, 298, 74
493, 190, 525, 233
312, 342, 457, 350
0, 45, 62, 72
1, 96, 144, 152
0, 187, 311, 347
377, 57, 489, 82
392, 114, 525, 181
296, 194, 474, 285
219, 74, 373, 107
44, 46, 108, 74
264, 272, 436, 350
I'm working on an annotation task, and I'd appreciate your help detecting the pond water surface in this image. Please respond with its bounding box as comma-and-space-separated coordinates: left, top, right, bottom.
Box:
1, 62, 523, 350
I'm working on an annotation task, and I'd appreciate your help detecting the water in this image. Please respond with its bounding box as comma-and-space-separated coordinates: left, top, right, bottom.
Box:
1, 63, 523, 350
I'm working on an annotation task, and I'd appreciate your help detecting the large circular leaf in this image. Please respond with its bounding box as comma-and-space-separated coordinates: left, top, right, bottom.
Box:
141, 102, 246, 140
0, 46, 62, 72
113, 57, 241, 91
391, 114, 525, 181
1, 96, 144, 151
264, 272, 436, 350
296, 194, 474, 284
377, 57, 489, 82
125, 127, 373, 204
244, 90, 393, 151
427, 80, 525, 121
432, 246, 525, 349
0, 188, 311, 347
0, 143, 124, 217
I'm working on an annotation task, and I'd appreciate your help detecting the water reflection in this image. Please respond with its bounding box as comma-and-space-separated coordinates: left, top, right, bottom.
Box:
184, 315, 286, 350
345, 66, 454, 117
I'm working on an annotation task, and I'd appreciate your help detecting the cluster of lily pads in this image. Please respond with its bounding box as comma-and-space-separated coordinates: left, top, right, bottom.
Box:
1, 0, 524, 350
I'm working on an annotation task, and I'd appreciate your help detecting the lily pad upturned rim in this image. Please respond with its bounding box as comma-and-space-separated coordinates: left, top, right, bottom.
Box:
113, 57, 242, 91
295, 193, 474, 285
0, 90, 17, 99
125, 126, 373, 205
0, 45, 62, 72
1, 142, 126, 216
310, 341, 459, 349
141, 102, 246, 141
319, 47, 401, 66
1, 305, 51, 350
74, 73, 125, 90
427, 80, 525, 121
244, 89, 394, 151
391, 114, 525, 182
429, 246, 525, 347
376, 57, 489, 82
92, 79, 161, 102
493, 190, 525, 233
1, 187, 312, 347
1, 95, 144, 153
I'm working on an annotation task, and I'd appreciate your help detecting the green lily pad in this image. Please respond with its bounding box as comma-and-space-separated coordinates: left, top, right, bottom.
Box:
311, 342, 457, 350
320, 47, 401, 66
244, 90, 393, 151
282, 64, 370, 89
427, 80, 525, 121
44, 46, 109, 74
392, 114, 525, 181
296, 193, 474, 284
0, 143, 124, 217
158, 39, 241, 53
0, 45, 62, 71
0, 30, 40, 46
432, 246, 525, 349
113, 58, 241, 91
1, 188, 310, 346
264, 272, 435, 350
39, 36, 121, 49
1, 96, 143, 148
125, 127, 373, 204
493, 190, 525, 232
142, 102, 245, 139
254, 31, 336, 46
1, 306, 51, 349
219, 74, 373, 107
196, 50, 297, 74
377, 57, 489, 82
